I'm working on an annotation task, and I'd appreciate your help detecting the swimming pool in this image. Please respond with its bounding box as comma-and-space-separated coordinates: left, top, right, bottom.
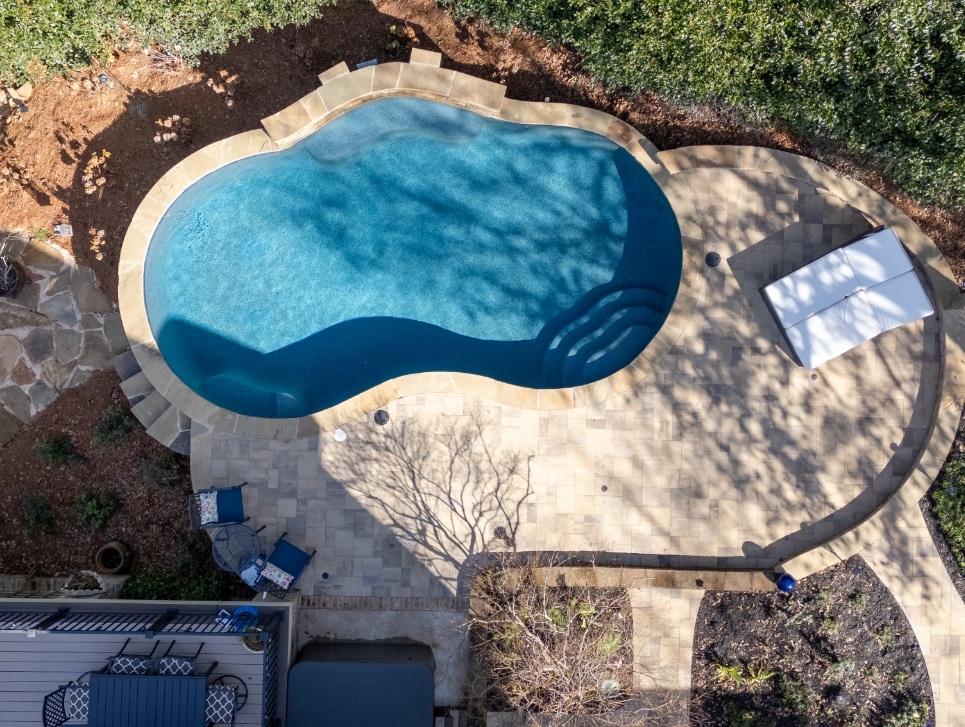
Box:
144, 96, 682, 419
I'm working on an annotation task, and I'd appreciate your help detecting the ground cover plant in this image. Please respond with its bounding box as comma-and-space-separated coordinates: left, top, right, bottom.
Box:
0, 0, 336, 83
74, 488, 122, 531
441, 0, 965, 208
34, 432, 82, 465
119, 530, 241, 601
691, 556, 932, 727
470, 557, 633, 721
92, 403, 137, 446
931, 455, 965, 571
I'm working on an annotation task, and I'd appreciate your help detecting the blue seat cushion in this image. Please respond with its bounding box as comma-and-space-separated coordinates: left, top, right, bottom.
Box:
216, 487, 245, 523
268, 539, 312, 578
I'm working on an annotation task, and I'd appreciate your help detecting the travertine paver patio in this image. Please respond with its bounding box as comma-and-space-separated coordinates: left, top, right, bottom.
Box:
195, 163, 945, 600
861, 493, 965, 722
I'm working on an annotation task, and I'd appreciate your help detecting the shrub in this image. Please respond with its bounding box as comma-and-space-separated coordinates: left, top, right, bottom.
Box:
723, 698, 776, 727
75, 489, 122, 530
119, 531, 235, 601
824, 658, 856, 681
776, 673, 814, 720
932, 457, 965, 570
139, 454, 184, 489
0, 0, 337, 85
442, 0, 965, 207
23, 496, 54, 535
884, 700, 930, 727
92, 404, 136, 446
470, 556, 633, 717
34, 433, 81, 465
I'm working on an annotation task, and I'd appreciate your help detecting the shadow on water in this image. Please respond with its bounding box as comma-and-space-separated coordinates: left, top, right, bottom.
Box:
154, 140, 682, 418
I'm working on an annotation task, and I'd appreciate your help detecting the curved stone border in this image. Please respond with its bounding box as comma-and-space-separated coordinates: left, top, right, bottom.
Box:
656, 145, 965, 577
118, 52, 703, 440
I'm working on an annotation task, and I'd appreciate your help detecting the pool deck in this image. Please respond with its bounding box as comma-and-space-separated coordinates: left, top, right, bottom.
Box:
116, 53, 965, 724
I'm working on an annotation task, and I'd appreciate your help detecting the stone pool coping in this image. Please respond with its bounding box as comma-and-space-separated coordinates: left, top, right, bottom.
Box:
118, 50, 704, 439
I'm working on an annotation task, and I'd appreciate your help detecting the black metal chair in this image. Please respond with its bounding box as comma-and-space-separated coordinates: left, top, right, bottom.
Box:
42, 687, 69, 727
106, 637, 160, 675
188, 482, 249, 529
156, 640, 205, 676
42, 672, 94, 727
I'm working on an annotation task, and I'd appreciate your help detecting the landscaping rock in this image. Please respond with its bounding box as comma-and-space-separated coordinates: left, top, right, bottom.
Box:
54, 329, 82, 363
0, 334, 22, 377
10, 358, 36, 385
38, 292, 78, 327
8, 278, 40, 311
74, 283, 112, 314
0, 302, 52, 330
45, 271, 70, 296
40, 358, 72, 391
0, 405, 21, 446
22, 329, 54, 364
102, 312, 129, 355
20, 241, 65, 275
66, 367, 93, 389
70, 266, 112, 314
28, 381, 57, 412
77, 332, 112, 368
0, 385, 32, 422
79, 313, 101, 331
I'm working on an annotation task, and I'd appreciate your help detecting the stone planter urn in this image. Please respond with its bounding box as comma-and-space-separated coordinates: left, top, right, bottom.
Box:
95, 540, 134, 575
61, 570, 106, 598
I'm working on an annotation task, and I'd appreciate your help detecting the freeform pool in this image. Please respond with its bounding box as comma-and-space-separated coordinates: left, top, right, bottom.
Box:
145, 96, 682, 418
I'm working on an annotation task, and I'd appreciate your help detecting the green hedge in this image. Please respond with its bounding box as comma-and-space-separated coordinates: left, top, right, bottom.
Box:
0, 0, 334, 82
441, 0, 965, 207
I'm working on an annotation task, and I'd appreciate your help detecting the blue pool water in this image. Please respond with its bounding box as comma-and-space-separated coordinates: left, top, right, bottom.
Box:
145, 97, 682, 418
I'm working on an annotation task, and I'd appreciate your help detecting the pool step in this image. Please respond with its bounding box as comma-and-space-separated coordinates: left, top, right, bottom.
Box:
113, 350, 192, 455
541, 285, 669, 387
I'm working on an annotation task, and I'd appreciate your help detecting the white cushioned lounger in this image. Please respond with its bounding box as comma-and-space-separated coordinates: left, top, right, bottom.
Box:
761, 227, 934, 369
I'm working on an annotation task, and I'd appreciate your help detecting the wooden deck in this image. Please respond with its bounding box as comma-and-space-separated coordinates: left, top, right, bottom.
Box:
0, 602, 290, 727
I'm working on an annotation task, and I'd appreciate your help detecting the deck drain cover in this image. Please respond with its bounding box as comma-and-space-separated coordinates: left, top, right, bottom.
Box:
374, 410, 389, 425
705, 251, 721, 267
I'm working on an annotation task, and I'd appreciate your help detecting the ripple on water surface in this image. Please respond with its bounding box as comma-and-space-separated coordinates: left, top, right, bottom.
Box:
145, 97, 682, 418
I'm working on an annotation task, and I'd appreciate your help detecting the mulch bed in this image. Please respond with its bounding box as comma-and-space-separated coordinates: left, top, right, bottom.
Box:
0, 369, 191, 576
691, 556, 933, 727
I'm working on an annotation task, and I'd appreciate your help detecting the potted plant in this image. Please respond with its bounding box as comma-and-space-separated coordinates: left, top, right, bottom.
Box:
238, 628, 265, 653
0, 255, 25, 298
61, 569, 106, 598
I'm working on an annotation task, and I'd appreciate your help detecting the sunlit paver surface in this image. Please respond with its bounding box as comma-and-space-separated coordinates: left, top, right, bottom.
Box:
201, 166, 941, 599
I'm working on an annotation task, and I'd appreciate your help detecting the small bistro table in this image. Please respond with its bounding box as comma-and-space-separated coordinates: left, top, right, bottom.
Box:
212, 523, 262, 574
87, 672, 206, 727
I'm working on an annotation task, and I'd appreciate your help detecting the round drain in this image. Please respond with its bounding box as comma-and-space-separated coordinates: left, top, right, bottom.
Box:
374, 410, 389, 425
705, 251, 721, 267
333, 428, 346, 442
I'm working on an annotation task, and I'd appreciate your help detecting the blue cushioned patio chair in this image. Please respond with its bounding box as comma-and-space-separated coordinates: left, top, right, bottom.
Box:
188, 482, 249, 529
255, 532, 317, 599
